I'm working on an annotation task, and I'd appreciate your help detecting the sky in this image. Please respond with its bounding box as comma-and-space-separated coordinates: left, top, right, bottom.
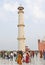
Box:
0, 0, 45, 50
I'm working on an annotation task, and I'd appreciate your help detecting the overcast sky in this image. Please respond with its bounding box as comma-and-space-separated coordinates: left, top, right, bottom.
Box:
0, 0, 45, 50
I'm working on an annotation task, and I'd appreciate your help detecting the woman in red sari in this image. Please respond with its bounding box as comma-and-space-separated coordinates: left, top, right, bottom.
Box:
25, 53, 30, 63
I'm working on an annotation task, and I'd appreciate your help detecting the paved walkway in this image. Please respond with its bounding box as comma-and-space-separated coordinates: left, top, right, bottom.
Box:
0, 55, 45, 65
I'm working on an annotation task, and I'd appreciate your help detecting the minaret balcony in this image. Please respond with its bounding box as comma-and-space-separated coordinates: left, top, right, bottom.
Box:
17, 37, 25, 40
17, 24, 25, 27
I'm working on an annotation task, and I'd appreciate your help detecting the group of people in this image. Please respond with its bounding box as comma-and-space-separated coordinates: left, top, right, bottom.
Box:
0, 50, 45, 65
16, 50, 45, 65
0, 51, 16, 60
16, 51, 30, 65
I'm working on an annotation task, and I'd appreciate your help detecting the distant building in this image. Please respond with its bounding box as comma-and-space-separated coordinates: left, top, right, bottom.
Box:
38, 38, 45, 52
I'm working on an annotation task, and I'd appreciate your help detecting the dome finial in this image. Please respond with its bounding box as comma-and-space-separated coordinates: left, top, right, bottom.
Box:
20, 4, 22, 6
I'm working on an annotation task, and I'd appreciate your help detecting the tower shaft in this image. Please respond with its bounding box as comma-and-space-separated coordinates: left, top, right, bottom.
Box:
17, 6, 25, 51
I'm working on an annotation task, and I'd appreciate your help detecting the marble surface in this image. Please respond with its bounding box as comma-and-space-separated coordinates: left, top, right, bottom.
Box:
0, 54, 45, 65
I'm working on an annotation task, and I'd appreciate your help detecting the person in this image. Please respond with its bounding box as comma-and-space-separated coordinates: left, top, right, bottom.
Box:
17, 53, 22, 65
22, 52, 26, 62
32, 51, 34, 58
43, 50, 45, 60
25, 53, 30, 63
40, 51, 43, 58
10, 53, 13, 61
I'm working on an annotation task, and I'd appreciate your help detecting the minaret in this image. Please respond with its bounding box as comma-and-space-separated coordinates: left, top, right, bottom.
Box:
17, 5, 25, 51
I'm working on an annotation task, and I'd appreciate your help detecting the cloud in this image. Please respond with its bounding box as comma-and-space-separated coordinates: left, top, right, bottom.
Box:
0, 1, 19, 22
3, 2, 19, 12
0, 7, 7, 21
23, 0, 45, 24
33, 5, 45, 19
0, 0, 45, 23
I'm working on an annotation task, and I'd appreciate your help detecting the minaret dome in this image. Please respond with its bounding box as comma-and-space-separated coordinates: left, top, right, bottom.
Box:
18, 5, 24, 10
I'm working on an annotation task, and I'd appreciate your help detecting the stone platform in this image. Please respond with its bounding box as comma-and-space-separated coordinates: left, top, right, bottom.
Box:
0, 55, 45, 65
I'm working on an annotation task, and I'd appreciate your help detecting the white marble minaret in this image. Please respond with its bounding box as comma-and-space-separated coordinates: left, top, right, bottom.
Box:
17, 5, 25, 51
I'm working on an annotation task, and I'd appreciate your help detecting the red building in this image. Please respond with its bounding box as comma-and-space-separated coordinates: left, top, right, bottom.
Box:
38, 39, 45, 52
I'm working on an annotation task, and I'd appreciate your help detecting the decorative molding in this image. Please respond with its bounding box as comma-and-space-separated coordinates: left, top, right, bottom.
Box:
18, 11, 24, 14
18, 7, 24, 10
17, 38, 25, 40
17, 24, 25, 27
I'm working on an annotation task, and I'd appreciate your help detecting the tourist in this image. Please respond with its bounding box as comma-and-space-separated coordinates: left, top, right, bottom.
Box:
22, 52, 26, 62
25, 52, 30, 63
43, 50, 45, 60
17, 53, 22, 65
40, 51, 43, 58
31, 51, 34, 58
10, 52, 13, 61
35, 51, 38, 57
